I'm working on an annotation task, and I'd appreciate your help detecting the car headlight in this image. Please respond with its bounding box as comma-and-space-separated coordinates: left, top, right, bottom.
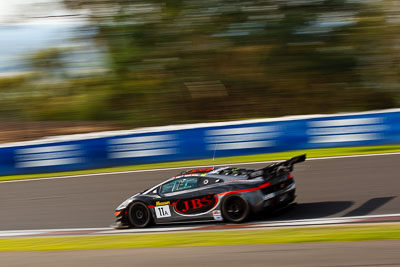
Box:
117, 198, 133, 210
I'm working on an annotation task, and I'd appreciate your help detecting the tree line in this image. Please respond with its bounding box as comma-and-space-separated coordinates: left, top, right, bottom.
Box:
0, 0, 399, 128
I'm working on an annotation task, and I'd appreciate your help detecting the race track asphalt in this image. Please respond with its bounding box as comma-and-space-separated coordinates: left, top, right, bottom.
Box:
0, 154, 399, 230
1, 241, 399, 267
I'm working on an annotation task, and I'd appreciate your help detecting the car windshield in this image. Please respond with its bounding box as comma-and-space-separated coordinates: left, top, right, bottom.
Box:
160, 177, 198, 194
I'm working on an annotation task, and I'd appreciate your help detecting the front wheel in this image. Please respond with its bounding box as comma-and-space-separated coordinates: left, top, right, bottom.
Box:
221, 195, 250, 223
128, 202, 152, 228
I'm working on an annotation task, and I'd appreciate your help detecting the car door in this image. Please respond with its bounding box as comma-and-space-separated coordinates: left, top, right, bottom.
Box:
152, 177, 218, 223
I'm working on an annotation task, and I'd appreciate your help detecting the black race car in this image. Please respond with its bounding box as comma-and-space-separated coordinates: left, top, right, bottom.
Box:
112, 155, 306, 228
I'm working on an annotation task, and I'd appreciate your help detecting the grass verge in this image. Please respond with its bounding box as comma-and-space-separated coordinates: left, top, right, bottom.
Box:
1, 144, 400, 182
1, 224, 399, 251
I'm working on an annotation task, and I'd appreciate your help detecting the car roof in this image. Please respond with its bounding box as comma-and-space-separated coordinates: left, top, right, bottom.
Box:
141, 166, 257, 195
171, 166, 254, 181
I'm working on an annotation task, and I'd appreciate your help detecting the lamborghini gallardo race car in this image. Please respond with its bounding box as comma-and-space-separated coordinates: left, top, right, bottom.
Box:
112, 155, 306, 228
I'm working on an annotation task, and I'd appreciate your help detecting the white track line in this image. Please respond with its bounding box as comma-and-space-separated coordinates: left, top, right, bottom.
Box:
0, 227, 110, 238
1, 152, 400, 184
247, 213, 400, 228
1, 213, 399, 238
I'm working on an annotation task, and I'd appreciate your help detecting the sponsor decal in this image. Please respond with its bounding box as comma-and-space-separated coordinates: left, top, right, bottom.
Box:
205, 126, 279, 150
15, 145, 84, 168
175, 194, 217, 215
156, 201, 170, 206
108, 134, 178, 159
307, 118, 384, 144
213, 210, 223, 221
155, 205, 171, 218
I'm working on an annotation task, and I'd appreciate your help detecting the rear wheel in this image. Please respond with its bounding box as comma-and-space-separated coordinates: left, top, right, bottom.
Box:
128, 202, 152, 228
221, 195, 250, 223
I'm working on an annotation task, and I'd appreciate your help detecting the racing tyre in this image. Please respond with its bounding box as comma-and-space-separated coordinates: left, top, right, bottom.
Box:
221, 195, 250, 223
128, 202, 152, 228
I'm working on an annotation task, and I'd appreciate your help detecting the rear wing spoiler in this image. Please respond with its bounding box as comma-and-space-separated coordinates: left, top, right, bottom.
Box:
248, 154, 306, 179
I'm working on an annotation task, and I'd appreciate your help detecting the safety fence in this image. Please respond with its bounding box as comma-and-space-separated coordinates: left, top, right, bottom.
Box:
1, 109, 399, 175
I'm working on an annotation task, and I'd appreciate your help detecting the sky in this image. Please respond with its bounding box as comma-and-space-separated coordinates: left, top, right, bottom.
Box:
0, 0, 32, 22
0, 0, 88, 74
0, 0, 51, 24
0, 0, 85, 24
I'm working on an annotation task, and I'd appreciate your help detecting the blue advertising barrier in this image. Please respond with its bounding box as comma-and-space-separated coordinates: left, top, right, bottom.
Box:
1, 109, 399, 175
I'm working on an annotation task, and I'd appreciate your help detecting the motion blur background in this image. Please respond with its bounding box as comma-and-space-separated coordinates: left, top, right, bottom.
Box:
0, 0, 399, 143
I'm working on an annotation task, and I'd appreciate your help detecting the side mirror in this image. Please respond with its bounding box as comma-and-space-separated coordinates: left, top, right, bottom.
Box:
154, 187, 165, 197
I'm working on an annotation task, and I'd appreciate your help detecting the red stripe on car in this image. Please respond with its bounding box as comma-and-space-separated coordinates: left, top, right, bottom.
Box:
217, 181, 272, 196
